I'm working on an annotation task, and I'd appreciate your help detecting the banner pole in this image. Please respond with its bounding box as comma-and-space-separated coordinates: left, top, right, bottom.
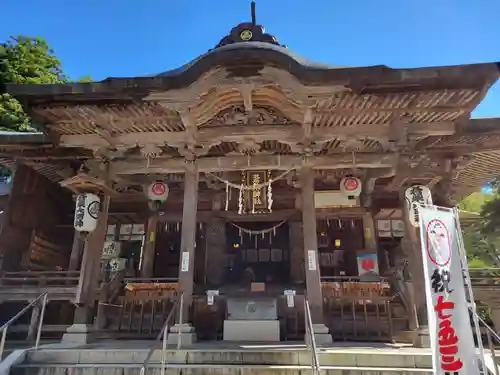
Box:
418, 204, 438, 375
418, 203, 484, 375
453, 207, 487, 374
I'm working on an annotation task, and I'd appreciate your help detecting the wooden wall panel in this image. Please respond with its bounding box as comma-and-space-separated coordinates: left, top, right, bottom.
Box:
0, 164, 74, 271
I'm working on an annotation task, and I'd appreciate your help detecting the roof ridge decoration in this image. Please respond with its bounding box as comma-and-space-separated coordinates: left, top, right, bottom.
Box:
214, 1, 285, 49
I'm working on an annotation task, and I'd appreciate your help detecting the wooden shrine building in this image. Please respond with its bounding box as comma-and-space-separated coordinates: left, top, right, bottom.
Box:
1, 13, 500, 345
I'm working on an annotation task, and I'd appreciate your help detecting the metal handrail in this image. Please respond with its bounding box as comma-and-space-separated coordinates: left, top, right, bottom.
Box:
304, 297, 320, 375
473, 311, 500, 375
0, 292, 48, 359
140, 293, 182, 375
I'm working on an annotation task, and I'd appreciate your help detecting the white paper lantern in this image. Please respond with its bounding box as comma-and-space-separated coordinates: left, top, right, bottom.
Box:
340, 177, 362, 197
74, 193, 100, 232
146, 181, 169, 202
405, 185, 433, 228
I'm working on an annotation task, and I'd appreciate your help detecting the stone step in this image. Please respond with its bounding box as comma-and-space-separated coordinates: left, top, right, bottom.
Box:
23, 347, 433, 368
12, 363, 434, 375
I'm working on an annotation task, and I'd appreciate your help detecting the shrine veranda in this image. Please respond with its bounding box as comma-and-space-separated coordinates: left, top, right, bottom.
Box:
0, 15, 500, 344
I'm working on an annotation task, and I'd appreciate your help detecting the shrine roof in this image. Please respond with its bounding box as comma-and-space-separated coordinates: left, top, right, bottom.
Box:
2, 5, 500, 202
0, 131, 47, 144
155, 42, 349, 78
6, 62, 500, 105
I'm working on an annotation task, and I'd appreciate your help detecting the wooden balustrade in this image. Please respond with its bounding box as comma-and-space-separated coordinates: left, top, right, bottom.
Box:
320, 276, 391, 298
321, 278, 399, 342
468, 268, 500, 286
0, 271, 80, 287
103, 281, 180, 337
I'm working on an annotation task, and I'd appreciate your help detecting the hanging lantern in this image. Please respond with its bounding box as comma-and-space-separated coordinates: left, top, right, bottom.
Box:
73, 193, 100, 233
405, 185, 433, 227
146, 181, 169, 202
340, 177, 362, 197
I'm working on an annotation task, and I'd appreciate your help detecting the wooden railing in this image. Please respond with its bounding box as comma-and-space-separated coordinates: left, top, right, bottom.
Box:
0, 271, 80, 287
469, 268, 500, 286
99, 281, 179, 338
321, 276, 398, 342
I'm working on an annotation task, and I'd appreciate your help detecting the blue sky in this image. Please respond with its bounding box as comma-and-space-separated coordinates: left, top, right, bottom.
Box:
2, 0, 499, 117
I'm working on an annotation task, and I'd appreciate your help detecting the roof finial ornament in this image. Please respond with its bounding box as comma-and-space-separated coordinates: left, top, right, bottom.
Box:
213, 0, 283, 48
251, 1, 256, 26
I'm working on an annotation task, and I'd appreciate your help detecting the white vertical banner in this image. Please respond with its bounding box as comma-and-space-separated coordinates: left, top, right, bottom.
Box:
418, 206, 481, 375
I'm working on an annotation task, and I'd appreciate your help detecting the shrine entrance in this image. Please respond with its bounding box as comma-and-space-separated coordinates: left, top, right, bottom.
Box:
224, 221, 290, 287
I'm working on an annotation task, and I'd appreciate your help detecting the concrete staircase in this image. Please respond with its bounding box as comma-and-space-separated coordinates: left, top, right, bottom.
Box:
3, 342, 435, 375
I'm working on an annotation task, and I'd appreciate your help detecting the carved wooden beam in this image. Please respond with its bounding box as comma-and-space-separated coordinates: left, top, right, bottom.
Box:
110, 153, 397, 175
362, 167, 395, 207
59, 121, 456, 151
384, 155, 451, 191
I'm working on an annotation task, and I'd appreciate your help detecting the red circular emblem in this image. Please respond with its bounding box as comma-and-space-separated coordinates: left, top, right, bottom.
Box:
343, 177, 359, 191
361, 258, 375, 271
151, 182, 166, 196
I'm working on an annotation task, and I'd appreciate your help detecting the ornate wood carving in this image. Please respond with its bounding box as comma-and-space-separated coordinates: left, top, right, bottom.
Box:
204, 173, 225, 190
385, 155, 448, 191
339, 138, 366, 152
58, 121, 456, 155
200, 105, 295, 128
59, 172, 115, 195
110, 153, 397, 175
238, 84, 254, 112
139, 144, 163, 158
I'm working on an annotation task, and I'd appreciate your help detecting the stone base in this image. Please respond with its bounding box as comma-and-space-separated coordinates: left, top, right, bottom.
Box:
61, 324, 92, 345
305, 323, 333, 346
167, 323, 196, 346
223, 320, 280, 342
413, 327, 430, 348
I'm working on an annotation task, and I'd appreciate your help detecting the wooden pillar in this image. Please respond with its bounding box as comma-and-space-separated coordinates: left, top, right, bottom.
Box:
63, 187, 111, 343
289, 220, 304, 284
68, 231, 85, 271
300, 168, 322, 315
300, 166, 332, 344
141, 215, 157, 278
400, 189, 427, 346
178, 163, 199, 321
205, 218, 225, 286
71, 193, 110, 315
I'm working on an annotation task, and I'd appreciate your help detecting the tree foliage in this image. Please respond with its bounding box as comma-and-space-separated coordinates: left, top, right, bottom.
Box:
0, 36, 92, 132
459, 191, 500, 267
77, 74, 93, 83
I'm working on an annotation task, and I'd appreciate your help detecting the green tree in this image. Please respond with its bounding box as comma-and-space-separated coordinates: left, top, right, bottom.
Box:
77, 74, 93, 83
0, 36, 69, 131
459, 191, 500, 267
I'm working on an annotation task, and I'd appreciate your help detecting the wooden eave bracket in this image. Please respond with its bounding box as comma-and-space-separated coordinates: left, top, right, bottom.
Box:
60, 172, 115, 196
